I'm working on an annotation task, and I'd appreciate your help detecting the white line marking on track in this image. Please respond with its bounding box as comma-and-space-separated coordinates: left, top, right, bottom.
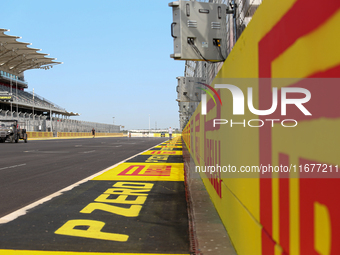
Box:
82, 150, 96, 154
0, 140, 167, 225
0, 163, 26, 171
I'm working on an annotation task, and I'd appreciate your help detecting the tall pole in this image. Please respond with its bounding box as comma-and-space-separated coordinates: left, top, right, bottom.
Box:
10, 74, 12, 118
16, 76, 18, 118
50, 104, 52, 133
33, 88, 35, 121
232, 0, 237, 44
149, 114, 150, 134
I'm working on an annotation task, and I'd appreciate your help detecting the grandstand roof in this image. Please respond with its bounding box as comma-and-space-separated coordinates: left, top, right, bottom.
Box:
0, 29, 62, 75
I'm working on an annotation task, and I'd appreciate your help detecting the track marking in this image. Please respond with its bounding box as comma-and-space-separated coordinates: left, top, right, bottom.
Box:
0, 164, 26, 171
121, 142, 137, 144
76, 146, 125, 148
81, 150, 96, 154
0, 140, 167, 225
0, 250, 188, 255
24, 150, 70, 154
92, 163, 184, 182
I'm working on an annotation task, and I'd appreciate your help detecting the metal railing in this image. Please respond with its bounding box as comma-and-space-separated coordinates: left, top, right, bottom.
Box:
0, 84, 65, 112
26, 90, 65, 111
0, 110, 120, 135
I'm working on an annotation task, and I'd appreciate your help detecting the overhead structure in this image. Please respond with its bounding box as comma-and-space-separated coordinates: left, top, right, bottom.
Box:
169, 1, 228, 61
0, 29, 62, 75
0, 28, 79, 118
176, 76, 207, 130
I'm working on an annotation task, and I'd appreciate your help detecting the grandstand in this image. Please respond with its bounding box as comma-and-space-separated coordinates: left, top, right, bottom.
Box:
0, 29, 120, 134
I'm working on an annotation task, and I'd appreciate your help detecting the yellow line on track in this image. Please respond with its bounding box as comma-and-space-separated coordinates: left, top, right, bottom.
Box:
0, 250, 189, 255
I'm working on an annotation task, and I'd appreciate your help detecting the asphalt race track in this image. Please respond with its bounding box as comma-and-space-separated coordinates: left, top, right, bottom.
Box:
0, 137, 167, 217
0, 136, 190, 254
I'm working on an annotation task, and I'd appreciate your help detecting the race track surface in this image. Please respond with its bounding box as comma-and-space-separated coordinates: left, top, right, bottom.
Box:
0, 136, 190, 255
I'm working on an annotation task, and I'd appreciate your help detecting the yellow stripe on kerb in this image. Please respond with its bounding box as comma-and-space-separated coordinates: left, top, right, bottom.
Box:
0, 250, 189, 255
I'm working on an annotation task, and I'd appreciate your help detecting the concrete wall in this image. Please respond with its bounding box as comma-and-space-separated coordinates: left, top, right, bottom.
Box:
183, 0, 340, 254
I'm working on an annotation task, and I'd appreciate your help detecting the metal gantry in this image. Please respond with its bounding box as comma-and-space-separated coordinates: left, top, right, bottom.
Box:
177, 0, 262, 130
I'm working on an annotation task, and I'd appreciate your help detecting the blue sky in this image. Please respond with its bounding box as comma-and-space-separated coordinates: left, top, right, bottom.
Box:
2, 0, 184, 130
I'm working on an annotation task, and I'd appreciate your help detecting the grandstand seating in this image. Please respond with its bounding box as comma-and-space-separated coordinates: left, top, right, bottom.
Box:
0, 83, 64, 111
0, 30, 121, 135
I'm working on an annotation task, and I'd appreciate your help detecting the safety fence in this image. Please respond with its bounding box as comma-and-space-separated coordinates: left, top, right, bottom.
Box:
182, 0, 340, 254
0, 112, 120, 133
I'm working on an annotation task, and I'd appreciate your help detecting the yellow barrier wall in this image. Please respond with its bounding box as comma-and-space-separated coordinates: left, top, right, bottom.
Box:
95, 132, 124, 137
27, 132, 124, 139
27, 132, 53, 138
57, 132, 124, 138
153, 133, 181, 137
183, 0, 340, 254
